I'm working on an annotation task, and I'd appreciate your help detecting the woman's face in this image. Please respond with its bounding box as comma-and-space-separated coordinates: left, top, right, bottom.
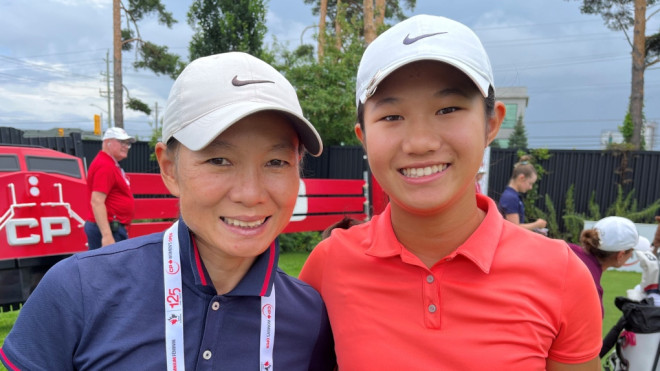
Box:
158, 111, 301, 260
612, 248, 634, 268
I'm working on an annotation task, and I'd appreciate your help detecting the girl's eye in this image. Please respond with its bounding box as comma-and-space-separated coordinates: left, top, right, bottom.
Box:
382, 114, 403, 121
437, 107, 459, 115
267, 159, 289, 167
209, 158, 230, 166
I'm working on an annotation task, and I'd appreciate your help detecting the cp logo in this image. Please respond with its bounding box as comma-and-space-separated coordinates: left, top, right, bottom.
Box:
5, 217, 71, 246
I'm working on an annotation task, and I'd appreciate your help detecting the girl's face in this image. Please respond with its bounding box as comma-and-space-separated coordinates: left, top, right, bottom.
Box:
516, 173, 537, 193
356, 61, 503, 217
158, 111, 301, 260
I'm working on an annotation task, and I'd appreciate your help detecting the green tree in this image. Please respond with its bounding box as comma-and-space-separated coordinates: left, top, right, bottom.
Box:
187, 0, 269, 61
619, 107, 647, 149
273, 1, 418, 146
113, 0, 185, 128
508, 115, 528, 149
274, 24, 364, 146
304, 0, 416, 25
567, 0, 660, 149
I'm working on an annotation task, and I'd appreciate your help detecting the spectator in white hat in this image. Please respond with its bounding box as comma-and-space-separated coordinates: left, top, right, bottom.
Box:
84, 126, 137, 249
568, 216, 642, 317
1, 52, 334, 370
475, 164, 486, 194
300, 14, 601, 370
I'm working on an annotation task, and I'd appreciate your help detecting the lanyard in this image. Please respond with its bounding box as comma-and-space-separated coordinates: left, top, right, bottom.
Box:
164, 222, 185, 371
163, 221, 276, 371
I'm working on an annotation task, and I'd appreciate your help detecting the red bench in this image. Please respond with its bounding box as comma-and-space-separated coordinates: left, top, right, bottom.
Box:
128, 173, 368, 237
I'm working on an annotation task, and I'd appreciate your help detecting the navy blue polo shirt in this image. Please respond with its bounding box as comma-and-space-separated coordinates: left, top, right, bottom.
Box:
1, 219, 335, 370
498, 186, 525, 223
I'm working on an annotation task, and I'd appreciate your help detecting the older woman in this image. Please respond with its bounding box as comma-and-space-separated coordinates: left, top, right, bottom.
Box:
1, 52, 335, 370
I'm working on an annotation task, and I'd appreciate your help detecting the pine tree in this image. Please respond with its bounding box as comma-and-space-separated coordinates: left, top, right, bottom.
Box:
508, 115, 528, 149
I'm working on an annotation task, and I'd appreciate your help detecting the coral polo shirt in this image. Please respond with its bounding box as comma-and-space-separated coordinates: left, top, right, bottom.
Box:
300, 194, 602, 369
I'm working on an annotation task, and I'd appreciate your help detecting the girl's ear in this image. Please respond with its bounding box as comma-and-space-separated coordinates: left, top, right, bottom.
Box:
354, 123, 364, 143
155, 142, 180, 197
355, 123, 366, 149
486, 101, 506, 146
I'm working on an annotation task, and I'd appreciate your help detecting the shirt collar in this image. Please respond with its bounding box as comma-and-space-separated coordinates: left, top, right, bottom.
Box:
177, 218, 279, 297
99, 149, 120, 166
365, 194, 503, 273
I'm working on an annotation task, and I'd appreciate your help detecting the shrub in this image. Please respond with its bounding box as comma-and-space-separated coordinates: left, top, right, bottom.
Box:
279, 231, 322, 253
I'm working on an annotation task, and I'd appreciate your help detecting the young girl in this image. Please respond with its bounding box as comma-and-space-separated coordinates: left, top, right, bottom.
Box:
1, 52, 335, 370
300, 15, 601, 370
498, 155, 548, 233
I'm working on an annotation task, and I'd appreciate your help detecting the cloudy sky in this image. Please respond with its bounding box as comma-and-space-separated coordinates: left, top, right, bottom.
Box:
1, 0, 659, 149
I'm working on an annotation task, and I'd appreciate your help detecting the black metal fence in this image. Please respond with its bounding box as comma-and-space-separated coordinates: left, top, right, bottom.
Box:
0, 127, 83, 157
487, 149, 660, 221
2, 126, 659, 221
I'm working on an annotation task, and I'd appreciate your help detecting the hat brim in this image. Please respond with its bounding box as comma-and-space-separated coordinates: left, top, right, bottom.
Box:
172, 102, 323, 156
103, 134, 136, 143
359, 55, 491, 105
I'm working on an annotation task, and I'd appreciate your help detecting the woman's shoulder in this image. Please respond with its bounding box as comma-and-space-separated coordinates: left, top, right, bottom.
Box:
274, 269, 325, 307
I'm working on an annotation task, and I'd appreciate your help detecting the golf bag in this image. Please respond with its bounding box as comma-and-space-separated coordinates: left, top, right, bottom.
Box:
603, 250, 660, 371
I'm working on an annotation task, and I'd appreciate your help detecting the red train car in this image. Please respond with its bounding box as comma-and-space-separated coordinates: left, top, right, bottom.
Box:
0, 145, 89, 308
0, 144, 373, 309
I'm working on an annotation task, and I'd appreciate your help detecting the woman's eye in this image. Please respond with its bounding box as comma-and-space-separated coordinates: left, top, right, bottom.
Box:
267, 159, 289, 167
437, 107, 459, 115
209, 158, 230, 166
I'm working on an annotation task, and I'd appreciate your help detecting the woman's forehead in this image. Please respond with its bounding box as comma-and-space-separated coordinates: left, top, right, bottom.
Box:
199, 112, 299, 149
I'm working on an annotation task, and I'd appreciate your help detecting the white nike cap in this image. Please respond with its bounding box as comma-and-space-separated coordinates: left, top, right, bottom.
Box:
103, 127, 136, 143
356, 14, 494, 106
162, 52, 322, 156
593, 216, 640, 252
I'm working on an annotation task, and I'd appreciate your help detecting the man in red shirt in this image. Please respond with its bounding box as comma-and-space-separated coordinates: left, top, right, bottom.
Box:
84, 127, 136, 249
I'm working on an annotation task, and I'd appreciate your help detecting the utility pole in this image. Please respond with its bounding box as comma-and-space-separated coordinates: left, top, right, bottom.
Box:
113, 0, 124, 128
154, 102, 159, 131
99, 50, 113, 128
106, 50, 112, 128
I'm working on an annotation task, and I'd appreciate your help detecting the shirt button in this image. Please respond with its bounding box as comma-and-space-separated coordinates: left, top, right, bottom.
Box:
203, 350, 212, 360
428, 304, 437, 313
426, 275, 434, 283
211, 301, 220, 310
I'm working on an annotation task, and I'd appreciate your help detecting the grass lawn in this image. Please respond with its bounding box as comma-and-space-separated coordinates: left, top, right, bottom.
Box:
0, 309, 19, 348
601, 269, 641, 335
0, 254, 645, 369
278, 251, 310, 278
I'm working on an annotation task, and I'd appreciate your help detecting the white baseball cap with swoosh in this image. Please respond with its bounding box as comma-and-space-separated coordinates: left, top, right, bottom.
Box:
356, 14, 494, 106
162, 52, 322, 156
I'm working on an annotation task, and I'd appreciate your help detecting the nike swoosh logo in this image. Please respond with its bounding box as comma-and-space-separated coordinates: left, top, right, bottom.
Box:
403, 32, 447, 45
231, 76, 275, 86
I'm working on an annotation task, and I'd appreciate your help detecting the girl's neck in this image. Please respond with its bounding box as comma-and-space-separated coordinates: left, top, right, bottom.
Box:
508, 180, 520, 192
389, 193, 486, 268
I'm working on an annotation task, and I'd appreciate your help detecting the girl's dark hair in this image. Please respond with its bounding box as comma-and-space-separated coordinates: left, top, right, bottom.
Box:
321, 216, 365, 239
580, 229, 617, 261
510, 155, 537, 180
